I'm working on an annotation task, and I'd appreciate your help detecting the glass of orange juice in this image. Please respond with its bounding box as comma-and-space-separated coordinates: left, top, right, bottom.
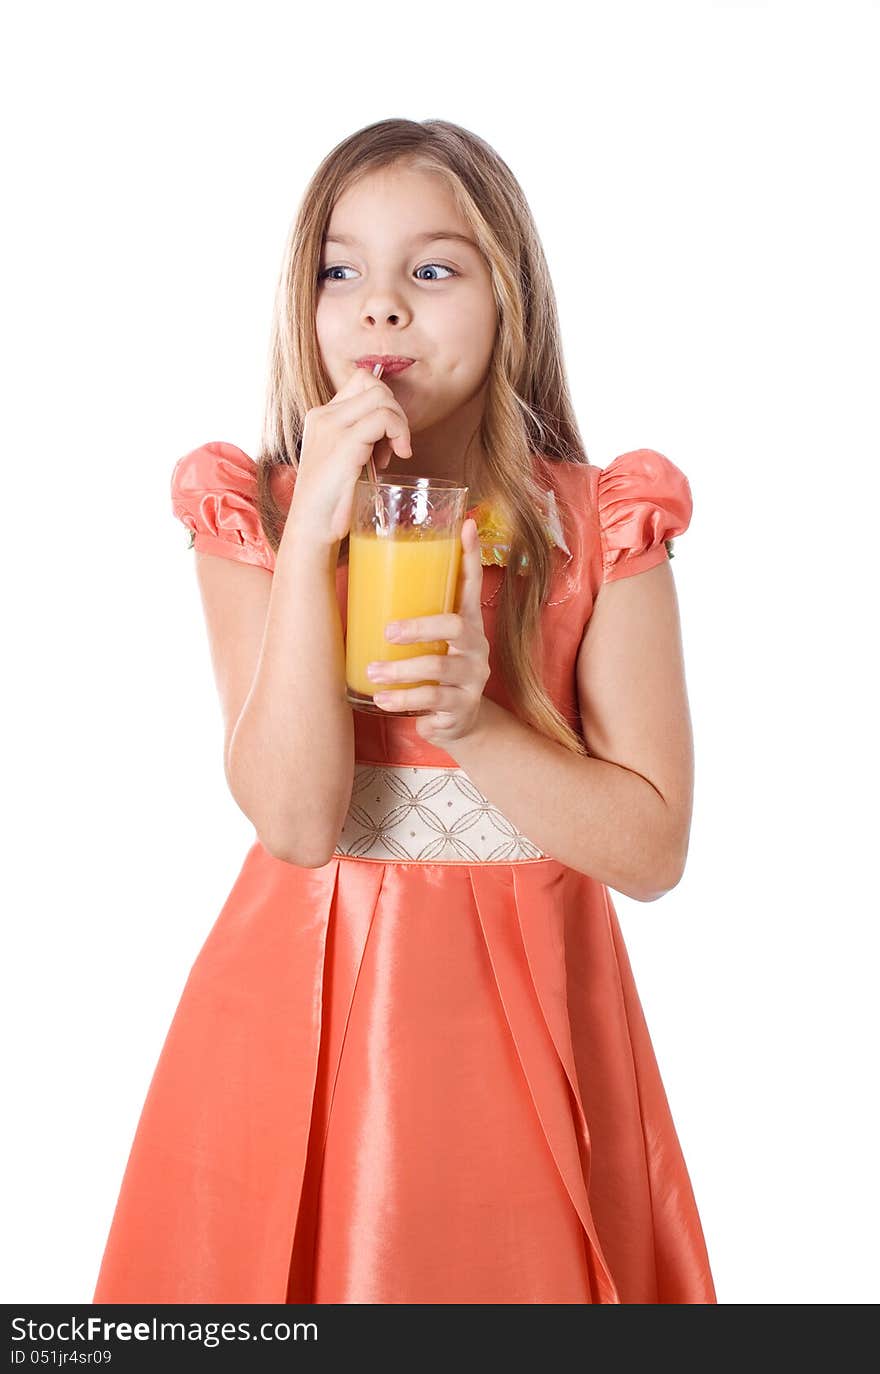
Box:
345, 473, 468, 716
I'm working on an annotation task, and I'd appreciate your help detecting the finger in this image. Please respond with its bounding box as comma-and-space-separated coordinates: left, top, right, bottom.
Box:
455, 518, 484, 619
352, 410, 412, 462
367, 653, 467, 686
373, 685, 461, 712
329, 382, 411, 437
415, 710, 456, 734
384, 613, 465, 645
329, 365, 382, 403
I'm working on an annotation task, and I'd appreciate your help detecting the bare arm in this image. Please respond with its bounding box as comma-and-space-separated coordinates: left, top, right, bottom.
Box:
197, 517, 353, 867
443, 559, 694, 900
193, 370, 412, 866
229, 516, 353, 865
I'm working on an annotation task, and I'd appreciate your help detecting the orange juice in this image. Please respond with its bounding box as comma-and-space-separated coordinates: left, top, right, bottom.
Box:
346, 527, 462, 698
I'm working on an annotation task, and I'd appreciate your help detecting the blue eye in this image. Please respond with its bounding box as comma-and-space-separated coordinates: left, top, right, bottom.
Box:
318, 265, 356, 282
318, 263, 458, 283
414, 263, 457, 281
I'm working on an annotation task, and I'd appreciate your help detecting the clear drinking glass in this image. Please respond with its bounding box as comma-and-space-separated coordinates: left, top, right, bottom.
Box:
345, 473, 469, 716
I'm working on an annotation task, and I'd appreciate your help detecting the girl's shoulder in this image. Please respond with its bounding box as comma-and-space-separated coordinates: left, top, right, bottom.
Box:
170, 440, 295, 571
537, 448, 693, 585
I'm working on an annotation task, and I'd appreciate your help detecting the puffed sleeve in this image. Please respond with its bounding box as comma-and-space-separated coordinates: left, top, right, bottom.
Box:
596, 448, 693, 584
170, 440, 276, 571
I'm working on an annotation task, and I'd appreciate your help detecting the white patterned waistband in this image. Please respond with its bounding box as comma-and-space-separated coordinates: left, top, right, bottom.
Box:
333, 762, 549, 864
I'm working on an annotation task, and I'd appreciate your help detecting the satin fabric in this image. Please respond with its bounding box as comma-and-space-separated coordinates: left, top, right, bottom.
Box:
93, 442, 714, 1304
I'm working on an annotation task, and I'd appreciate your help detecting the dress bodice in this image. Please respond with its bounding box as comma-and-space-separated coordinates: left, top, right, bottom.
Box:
170, 440, 693, 769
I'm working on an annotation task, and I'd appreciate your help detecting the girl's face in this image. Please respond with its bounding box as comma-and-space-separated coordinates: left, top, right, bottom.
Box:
315, 165, 498, 438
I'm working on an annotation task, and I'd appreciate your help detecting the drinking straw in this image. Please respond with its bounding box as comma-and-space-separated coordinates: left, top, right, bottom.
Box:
368, 362, 389, 533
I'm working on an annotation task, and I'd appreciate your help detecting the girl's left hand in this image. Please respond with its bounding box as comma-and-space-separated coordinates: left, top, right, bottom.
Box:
366, 518, 491, 747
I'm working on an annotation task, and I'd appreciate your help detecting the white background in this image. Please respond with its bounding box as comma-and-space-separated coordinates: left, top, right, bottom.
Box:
3, 0, 878, 1305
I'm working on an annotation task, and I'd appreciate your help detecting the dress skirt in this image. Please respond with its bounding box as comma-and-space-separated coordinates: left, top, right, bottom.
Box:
287, 859, 593, 1303
93, 763, 716, 1305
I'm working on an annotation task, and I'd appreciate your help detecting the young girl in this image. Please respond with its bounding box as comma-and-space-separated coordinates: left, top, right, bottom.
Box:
93, 118, 716, 1305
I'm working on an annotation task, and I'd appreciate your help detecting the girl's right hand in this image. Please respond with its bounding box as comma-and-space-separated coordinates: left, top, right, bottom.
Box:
287, 367, 413, 547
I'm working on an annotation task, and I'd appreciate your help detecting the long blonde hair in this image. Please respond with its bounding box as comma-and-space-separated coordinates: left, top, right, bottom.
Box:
254, 117, 671, 754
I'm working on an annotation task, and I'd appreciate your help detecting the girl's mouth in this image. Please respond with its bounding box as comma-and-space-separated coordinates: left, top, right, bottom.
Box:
356, 356, 416, 374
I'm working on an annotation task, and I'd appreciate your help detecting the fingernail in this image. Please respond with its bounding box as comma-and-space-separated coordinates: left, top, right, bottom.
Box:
385, 623, 401, 640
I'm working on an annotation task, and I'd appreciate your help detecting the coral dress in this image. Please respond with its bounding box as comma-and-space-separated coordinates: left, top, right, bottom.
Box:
92, 441, 716, 1305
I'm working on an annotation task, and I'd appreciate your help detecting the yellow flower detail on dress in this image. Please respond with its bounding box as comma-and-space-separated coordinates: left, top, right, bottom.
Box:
466, 489, 571, 572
